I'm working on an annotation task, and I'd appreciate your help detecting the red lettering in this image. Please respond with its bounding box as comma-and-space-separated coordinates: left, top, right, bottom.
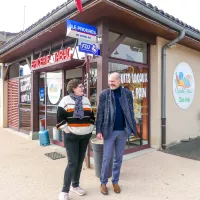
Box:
59, 50, 64, 61
63, 49, 67, 59
54, 52, 59, 62
46, 55, 51, 64
37, 59, 40, 67
39, 57, 43, 66
31, 60, 36, 68
67, 47, 73, 59
32, 46, 73, 69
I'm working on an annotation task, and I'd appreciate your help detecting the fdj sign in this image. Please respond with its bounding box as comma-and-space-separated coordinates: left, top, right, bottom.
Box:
78, 40, 100, 56
66, 19, 97, 42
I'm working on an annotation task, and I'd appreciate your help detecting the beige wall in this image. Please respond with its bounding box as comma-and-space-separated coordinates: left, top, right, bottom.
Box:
0, 64, 2, 127
150, 38, 162, 149
0, 65, 8, 128
150, 37, 200, 148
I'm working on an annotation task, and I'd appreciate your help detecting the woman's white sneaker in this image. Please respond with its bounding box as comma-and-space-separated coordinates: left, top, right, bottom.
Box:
59, 192, 69, 200
71, 186, 86, 196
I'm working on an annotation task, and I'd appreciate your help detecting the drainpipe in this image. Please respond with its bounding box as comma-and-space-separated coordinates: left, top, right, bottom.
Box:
161, 30, 185, 149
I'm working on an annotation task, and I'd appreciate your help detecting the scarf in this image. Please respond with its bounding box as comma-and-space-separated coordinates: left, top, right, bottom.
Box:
69, 93, 84, 119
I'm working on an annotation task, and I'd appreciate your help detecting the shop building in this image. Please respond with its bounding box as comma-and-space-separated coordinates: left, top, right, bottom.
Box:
1, 0, 200, 164
0, 32, 18, 127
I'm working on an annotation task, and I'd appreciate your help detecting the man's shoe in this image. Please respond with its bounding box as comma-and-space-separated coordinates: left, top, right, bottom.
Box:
100, 184, 108, 195
113, 183, 121, 193
59, 192, 69, 200
71, 186, 86, 196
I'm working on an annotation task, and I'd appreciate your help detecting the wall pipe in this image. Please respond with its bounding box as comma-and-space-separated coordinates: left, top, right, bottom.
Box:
161, 30, 185, 149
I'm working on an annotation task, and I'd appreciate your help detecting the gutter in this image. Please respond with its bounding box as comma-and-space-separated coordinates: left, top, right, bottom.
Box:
161, 30, 185, 149
116, 0, 200, 42
0, 0, 90, 55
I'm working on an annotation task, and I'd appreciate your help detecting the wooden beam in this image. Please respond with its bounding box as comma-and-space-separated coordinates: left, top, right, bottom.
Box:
97, 19, 109, 101
31, 71, 39, 132
62, 69, 66, 97
108, 34, 126, 56
6, 54, 32, 66
3, 64, 9, 81
26, 58, 31, 69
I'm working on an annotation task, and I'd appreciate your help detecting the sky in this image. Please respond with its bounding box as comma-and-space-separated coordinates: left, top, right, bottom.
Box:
0, 0, 200, 33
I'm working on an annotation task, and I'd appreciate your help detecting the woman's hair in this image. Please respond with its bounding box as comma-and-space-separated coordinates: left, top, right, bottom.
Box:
67, 79, 82, 94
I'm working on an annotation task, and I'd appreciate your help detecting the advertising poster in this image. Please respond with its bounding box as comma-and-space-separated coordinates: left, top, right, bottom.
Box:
173, 62, 195, 109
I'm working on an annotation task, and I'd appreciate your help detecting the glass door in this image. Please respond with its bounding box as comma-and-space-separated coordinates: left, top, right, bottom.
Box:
109, 63, 150, 153
46, 71, 63, 145
39, 71, 64, 146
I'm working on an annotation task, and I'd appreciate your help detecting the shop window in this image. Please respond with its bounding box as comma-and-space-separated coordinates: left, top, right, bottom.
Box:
39, 73, 46, 131
46, 71, 63, 140
109, 62, 149, 149
9, 60, 31, 79
9, 63, 19, 79
19, 76, 31, 132
109, 32, 147, 64
19, 61, 31, 76
89, 63, 97, 108
39, 71, 63, 142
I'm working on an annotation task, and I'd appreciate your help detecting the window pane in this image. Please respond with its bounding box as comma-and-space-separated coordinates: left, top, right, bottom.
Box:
19, 76, 31, 132
89, 63, 97, 141
109, 63, 149, 149
46, 71, 63, 141
109, 32, 147, 64
20, 63, 31, 76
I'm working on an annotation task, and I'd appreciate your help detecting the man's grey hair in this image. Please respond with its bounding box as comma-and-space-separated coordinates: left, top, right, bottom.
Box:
110, 72, 121, 80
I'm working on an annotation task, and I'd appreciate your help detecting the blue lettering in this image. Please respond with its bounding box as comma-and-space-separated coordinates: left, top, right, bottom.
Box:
81, 43, 90, 50
71, 24, 76, 30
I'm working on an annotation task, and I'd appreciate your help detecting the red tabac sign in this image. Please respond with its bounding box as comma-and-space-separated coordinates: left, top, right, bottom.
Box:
74, 0, 82, 12
31, 47, 73, 69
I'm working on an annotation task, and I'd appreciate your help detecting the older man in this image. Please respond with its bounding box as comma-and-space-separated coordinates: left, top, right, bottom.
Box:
96, 72, 137, 195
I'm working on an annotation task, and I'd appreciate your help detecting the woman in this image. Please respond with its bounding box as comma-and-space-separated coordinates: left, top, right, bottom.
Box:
56, 79, 95, 200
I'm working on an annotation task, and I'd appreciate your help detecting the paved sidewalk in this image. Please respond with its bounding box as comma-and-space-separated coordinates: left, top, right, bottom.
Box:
162, 137, 200, 161
1, 128, 200, 200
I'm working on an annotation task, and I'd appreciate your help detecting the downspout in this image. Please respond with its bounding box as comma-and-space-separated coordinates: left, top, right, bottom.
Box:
161, 30, 185, 149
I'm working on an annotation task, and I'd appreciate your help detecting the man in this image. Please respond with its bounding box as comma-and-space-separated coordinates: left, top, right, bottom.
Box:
96, 72, 137, 195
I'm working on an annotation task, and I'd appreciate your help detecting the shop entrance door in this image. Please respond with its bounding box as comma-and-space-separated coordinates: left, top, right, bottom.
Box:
38, 67, 85, 147
8, 78, 19, 130
39, 71, 64, 146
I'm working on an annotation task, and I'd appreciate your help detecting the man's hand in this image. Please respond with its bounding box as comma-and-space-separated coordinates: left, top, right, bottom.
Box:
97, 133, 103, 140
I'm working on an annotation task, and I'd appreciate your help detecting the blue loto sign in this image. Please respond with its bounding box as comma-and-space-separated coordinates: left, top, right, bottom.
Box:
66, 19, 97, 42
78, 39, 100, 56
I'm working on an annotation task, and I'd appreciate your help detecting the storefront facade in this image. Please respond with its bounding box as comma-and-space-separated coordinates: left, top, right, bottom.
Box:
151, 37, 200, 148
0, 64, 2, 127
1, 0, 200, 164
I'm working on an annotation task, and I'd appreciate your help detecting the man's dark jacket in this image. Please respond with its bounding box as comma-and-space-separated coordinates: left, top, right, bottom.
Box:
96, 87, 137, 139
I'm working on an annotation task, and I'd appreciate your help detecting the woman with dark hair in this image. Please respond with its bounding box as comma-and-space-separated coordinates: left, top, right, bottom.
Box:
57, 79, 95, 200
